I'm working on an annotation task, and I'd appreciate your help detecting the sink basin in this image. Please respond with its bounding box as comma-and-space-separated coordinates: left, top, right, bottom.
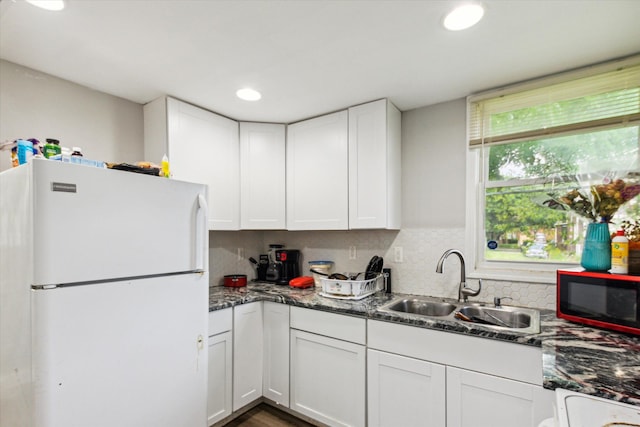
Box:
380, 298, 457, 317
377, 297, 541, 334
457, 306, 533, 329
456, 305, 541, 333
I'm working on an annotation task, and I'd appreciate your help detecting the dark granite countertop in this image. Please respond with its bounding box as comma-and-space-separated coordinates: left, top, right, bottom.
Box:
209, 282, 640, 406
540, 316, 640, 406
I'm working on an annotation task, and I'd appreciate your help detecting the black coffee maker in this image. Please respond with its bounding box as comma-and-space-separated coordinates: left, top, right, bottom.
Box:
265, 244, 284, 283
275, 249, 301, 285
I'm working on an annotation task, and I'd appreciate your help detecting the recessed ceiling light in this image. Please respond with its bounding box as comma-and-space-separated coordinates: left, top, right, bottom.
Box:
236, 88, 262, 101
25, 0, 66, 11
443, 4, 484, 31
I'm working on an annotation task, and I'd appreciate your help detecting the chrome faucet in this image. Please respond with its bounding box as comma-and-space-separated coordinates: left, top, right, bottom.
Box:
435, 249, 482, 303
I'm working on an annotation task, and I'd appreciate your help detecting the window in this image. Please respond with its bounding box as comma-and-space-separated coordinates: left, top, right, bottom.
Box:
466, 57, 640, 282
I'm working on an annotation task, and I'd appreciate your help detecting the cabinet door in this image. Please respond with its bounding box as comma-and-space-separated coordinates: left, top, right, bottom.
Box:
233, 302, 263, 411
290, 329, 365, 427
167, 98, 240, 230
446, 366, 554, 427
286, 111, 349, 230
368, 349, 446, 427
207, 331, 232, 426
262, 302, 290, 406
240, 122, 286, 229
348, 99, 401, 229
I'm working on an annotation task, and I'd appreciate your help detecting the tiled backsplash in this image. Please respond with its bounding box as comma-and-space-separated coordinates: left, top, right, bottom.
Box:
209, 228, 556, 310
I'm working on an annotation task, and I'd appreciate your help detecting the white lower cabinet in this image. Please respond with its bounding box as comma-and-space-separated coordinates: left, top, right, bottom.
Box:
207, 308, 233, 426
367, 319, 554, 427
446, 366, 554, 427
262, 301, 290, 406
207, 331, 232, 425
367, 349, 446, 427
290, 307, 366, 427
233, 302, 263, 411
290, 330, 366, 427
208, 303, 553, 427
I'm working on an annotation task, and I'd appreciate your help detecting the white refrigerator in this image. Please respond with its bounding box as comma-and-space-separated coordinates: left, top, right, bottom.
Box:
0, 159, 209, 427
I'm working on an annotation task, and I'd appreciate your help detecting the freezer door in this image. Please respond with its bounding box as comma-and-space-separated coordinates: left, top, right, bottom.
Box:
32, 273, 208, 427
31, 160, 208, 285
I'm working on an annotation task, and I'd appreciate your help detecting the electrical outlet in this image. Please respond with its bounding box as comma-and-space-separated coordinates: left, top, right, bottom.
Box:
237, 247, 244, 261
349, 246, 357, 260
394, 246, 403, 263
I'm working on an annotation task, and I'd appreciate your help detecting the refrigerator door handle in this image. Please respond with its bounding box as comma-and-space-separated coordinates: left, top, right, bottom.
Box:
196, 194, 208, 271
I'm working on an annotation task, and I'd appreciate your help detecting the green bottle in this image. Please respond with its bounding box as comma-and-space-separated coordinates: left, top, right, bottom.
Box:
43, 139, 61, 159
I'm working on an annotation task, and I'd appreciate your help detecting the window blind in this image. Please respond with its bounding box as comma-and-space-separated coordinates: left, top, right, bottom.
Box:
468, 58, 640, 147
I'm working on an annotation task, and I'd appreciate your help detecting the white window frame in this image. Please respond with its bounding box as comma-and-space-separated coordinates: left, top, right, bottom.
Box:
465, 56, 640, 284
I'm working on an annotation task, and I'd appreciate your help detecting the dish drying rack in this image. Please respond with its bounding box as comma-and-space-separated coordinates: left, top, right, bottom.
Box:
319, 272, 387, 300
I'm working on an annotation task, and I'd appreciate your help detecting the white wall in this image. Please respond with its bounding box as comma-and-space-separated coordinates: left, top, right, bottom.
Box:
0, 60, 143, 171
402, 99, 466, 228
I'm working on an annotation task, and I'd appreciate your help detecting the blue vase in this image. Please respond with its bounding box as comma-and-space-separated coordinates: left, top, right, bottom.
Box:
581, 222, 611, 271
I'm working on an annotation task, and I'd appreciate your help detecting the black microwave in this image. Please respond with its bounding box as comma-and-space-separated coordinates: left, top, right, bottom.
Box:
557, 269, 640, 335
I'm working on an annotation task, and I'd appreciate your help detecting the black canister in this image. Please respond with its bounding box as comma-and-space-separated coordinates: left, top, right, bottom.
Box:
257, 254, 269, 281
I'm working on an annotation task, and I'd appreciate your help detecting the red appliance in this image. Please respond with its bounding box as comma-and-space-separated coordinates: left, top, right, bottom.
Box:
289, 276, 314, 288
557, 269, 640, 335
224, 274, 247, 287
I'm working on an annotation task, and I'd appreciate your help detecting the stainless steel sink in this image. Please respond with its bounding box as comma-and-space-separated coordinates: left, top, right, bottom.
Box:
380, 298, 457, 317
456, 305, 536, 329
377, 297, 540, 334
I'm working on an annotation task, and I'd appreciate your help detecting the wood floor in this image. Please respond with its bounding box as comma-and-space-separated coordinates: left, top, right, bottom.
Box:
224, 403, 316, 427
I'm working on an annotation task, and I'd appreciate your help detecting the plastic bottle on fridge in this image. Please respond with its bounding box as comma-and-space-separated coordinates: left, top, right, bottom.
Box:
43, 139, 62, 158
161, 154, 170, 178
611, 230, 629, 274
10, 146, 18, 167
16, 140, 34, 165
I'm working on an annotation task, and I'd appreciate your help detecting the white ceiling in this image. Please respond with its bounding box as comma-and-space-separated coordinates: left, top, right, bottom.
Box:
1, 0, 640, 123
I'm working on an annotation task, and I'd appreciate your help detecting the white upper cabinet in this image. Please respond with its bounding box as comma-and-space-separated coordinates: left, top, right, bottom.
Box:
286, 110, 349, 230
348, 99, 401, 229
144, 96, 240, 230
286, 99, 401, 231
239, 122, 286, 230
145, 97, 400, 231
